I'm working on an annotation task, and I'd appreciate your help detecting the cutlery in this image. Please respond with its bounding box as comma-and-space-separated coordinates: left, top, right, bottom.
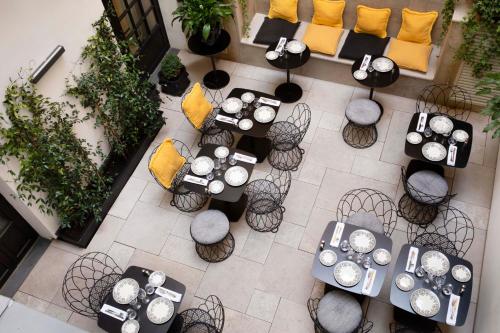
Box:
106, 308, 125, 320
367, 270, 375, 289
407, 250, 415, 271
450, 298, 459, 320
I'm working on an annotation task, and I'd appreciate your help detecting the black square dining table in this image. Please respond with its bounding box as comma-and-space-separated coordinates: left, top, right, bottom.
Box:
182, 144, 256, 221
311, 221, 393, 297
390, 244, 473, 326
97, 266, 186, 333
405, 113, 473, 168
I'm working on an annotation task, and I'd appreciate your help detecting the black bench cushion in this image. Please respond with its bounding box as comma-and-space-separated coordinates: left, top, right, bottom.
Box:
338, 30, 390, 61
253, 17, 300, 45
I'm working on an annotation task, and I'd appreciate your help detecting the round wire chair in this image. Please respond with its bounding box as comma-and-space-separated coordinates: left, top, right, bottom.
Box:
267, 103, 311, 171
244, 168, 292, 233
176, 295, 225, 333
62, 252, 123, 318
416, 84, 472, 121
336, 188, 398, 236
342, 99, 383, 149
181, 84, 234, 147
407, 205, 474, 258
149, 139, 208, 212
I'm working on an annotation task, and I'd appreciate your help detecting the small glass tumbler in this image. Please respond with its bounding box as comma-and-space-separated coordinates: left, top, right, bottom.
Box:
355, 253, 364, 265
137, 288, 149, 304
206, 171, 215, 181
448, 137, 457, 146
129, 298, 141, 311
346, 249, 355, 261
424, 126, 433, 138
126, 308, 137, 320
340, 240, 350, 252
425, 272, 435, 285
228, 154, 237, 166
442, 283, 453, 296
145, 283, 155, 296
415, 266, 425, 278
220, 157, 227, 170
235, 111, 243, 119
362, 256, 372, 269
433, 275, 446, 291
368, 65, 374, 72
253, 100, 261, 108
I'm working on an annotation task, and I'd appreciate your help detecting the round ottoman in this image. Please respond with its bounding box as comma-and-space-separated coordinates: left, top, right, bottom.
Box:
191, 210, 234, 262
407, 170, 448, 204
346, 212, 384, 234
317, 290, 363, 333
343, 99, 382, 149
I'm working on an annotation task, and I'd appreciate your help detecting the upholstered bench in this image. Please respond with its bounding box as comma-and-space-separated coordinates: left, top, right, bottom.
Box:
253, 17, 300, 45
342, 98, 382, 148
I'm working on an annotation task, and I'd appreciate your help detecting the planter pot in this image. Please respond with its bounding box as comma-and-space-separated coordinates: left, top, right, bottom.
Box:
159, 66, 190, 96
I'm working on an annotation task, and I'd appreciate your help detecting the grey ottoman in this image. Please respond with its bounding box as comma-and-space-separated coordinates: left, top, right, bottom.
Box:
408, 170, 448, 204
346, 212, 384, 234
343, 99, 381, 148
191, 210, 234, 262
317, 290, 363, 333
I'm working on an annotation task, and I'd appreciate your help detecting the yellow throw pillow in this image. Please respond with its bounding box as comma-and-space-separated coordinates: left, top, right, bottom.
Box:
354, 5, 391, 38
268, 0, 299, 23
387, 39, 433, 73
181, 82, 213, 129
303, 24, 344, 55
149, 138, 186, 189
397, 8, 438, 45
312, 0, 345, 28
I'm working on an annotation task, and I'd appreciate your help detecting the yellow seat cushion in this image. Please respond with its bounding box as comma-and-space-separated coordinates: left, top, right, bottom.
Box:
312, 0, 345, 28
268, 0, 299, 24
181, 82, 213, 129
387, 39, 433, 73
303, 24, 343, 55
354, 5, 391, 38
149, 138, 186, 189
397, 8, 438, 45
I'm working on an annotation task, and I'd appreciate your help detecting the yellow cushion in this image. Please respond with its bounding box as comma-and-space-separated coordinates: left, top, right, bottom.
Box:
387, 39, 433, 73
303, 24, 343, 55
397, 8, 438, 45
268, 0, 299, 23
354, 5, 391, 38
148, 138, 186, 189
181, 82, 213, 129
312, 0, 345, 28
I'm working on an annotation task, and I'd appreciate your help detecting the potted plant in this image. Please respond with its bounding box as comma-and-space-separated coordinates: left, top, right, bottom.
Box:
158, 53, 190, 96
172, 0, 233, 46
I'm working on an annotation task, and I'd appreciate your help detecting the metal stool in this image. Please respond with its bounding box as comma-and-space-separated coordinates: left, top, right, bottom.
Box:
343, 99, 382, 149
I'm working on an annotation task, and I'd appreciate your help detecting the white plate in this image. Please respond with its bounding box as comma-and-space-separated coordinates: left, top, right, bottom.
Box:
147, 297, 174, 324
452, 264, 472, 283
334, 261, 362, 287
286, 40, 306, 54
214, 146, 230, 159
208, 180, 224, 194
406, 132, 422, 144
452, 129, 469, 143
395, 273, 415, 292
372, 57, 394, 72
191, 156, 214, 176
353, 70, 368, 80
238, 119, 254, 130
224, 166, 249, 187
121, 320, 140, 333
349, 229, 376, 254
373, 248, 391, 265
148, 271, 166, 288
266, 51, 279, 61
422, 142, 447, 161
113, 278, 139, 305
421, 250, 450, 276
241, 92, 255, 103
254, 106, 276, 123
319, 250, 337, 267
410, 288, 440, 317
222, 97, 243, 114
429, 116, 454, 134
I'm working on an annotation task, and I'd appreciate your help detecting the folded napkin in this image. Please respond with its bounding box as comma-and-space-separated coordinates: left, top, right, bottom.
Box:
216, 114, 238, 125
184, 175, 209, 186
155, 286, 183, 303
234, 152, 257, 164
362, 268, 377, 296
446, 294, 461, 325
100, 304, 127, 321
405, 246, 419, 273
258, 97, 281, 107
447, 145, 457, 166
416, 113, 428, 133
275, 37, 287, 54
360, 54, 371, 71
329, 222, 345, 247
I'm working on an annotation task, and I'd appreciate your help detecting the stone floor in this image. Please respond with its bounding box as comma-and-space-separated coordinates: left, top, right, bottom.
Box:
14, 50, 498, 333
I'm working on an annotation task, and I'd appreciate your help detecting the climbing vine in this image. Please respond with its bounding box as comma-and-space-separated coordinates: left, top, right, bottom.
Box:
238, 0, 250, 38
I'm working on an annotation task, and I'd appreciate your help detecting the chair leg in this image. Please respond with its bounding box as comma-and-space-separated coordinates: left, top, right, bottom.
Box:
195, 233, 235, 263
267, 146, 304, 171
342, 121, 378, 149
172, 192, 208, 213
397, 194, 438, 225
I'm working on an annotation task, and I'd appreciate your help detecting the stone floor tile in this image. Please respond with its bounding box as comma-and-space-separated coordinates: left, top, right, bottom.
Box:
68, 312, 106, 333
484, 135, 499, 169
353, 140, 385, 160
307, 128, 355, 172
318, 111, 344, 131
246, 289, 281, 322
239, 230, 276, 264
139, 181, 166, 206
366, 298, 394, 333
233, 63, 284, 86
224, 307, 272, 333
270, 298, 315, 333
453, 163, 495, 208
13, 292, 50, 312
297, 160, 327, 186
283, 180, 319, 227
299, 207, 335, 254
159, 234, 209, 271
108, 177, 147, 219
230, 217, 252, 256
274, 222, 305, 249
44, 303, 73, 322
306, 79, 354, 117
221, 75, 277, 98
107, 242, 135, 270
351, 156, 401, 185
449, 199, 490, 231
380, 111, 413, 166
171, 213, 195, 240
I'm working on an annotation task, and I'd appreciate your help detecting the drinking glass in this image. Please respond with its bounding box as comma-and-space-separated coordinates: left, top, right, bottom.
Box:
228, 154, 237, 166
137, 288, 149, 304
235, 111, 243, 119
362, 256, 372, 269
145, 283, 155, 295
340, 240, 350, 252
442, 283, 453, 296
214, 158, 222, 176
433, 275, 446, 291
220, 157, 228, 171
424, 126, 433, 138
355, 253, 364, 264
448, 137, 457, 145
129, 298, 141, 311
253, 100, 261, 108
368, 65, 374, 73
346, 249, 355, 261
206, 171, 215, 181
126, 308, 137, 320
424, 272, 435, 284
415, 266, 425, 278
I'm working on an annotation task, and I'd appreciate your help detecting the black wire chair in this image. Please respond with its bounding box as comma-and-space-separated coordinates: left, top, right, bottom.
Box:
267, 103, 311, 171
173, 295, 225, 333
62, 252, 123, 318
336, 188, 398, 236
244, 168, 292, 233
407, 205, 474, 258
398, 160, 454, 226
389, 321, 442, 333
342, 99, 383, 149
181, 84, 234, 147
149, 139, 208, 212
416, 84, 472, 121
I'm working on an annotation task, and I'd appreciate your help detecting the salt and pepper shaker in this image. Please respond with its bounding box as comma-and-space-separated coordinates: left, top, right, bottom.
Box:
320, 240, 325, 251
142, 269, 151, 276
459, 284, 466, 295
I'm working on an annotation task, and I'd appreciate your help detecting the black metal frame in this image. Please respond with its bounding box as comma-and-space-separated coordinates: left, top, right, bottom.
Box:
62, 252, 123, 318
342, 100, 383, 149
192, 230, 235, 263
148, 139, 208, 212
389, 321, 442, 333
336, 188, 398, 236
267, 103, 311, 171
416, 84, 472, 121
177, 295, 225, 333
407, 206, 474, 258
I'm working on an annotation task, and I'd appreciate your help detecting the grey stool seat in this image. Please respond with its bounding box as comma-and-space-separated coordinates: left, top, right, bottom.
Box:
191, 210, 230, 245
345, 99, 381, 126
346, 212, 384, 234
408, 170, 448, 204
317, 290, 362, 333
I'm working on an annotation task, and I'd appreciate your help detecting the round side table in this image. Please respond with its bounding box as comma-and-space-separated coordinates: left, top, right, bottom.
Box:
188, 29, 231, 89
266, 41, 311, 103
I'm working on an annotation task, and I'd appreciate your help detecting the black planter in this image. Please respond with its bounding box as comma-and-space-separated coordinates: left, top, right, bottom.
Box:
202, 25, 221, 46
159, 66, 190, 97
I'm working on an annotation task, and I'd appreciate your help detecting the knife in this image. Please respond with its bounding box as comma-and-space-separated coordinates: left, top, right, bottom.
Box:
106, 308, 125, 320
407, 250, 415, 271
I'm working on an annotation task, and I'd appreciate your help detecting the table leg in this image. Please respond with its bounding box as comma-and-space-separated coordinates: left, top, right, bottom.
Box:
203, 55, 230, 89
369, 88, 374, 100
274, 68, 303, 103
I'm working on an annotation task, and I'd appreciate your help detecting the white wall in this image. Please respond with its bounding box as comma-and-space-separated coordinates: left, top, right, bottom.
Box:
0, 0, 105, 238
158, 0, 187, 50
